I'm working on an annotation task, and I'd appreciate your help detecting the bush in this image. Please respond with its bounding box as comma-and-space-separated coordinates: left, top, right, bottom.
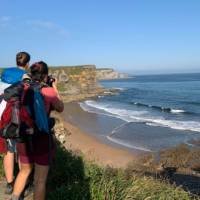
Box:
46, 142, 198, 200
0, 142, 197, 199
160, 144, 200, 171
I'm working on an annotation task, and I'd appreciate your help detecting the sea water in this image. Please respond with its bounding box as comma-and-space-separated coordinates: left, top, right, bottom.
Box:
80, 73, 200, 152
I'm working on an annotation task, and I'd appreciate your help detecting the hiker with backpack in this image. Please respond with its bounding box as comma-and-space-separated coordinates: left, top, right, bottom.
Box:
8, 61, 64, 200
0, 52, 30, 194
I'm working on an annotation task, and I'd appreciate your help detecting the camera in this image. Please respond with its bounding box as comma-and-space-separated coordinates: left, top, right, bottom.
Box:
47, 75, 56, 87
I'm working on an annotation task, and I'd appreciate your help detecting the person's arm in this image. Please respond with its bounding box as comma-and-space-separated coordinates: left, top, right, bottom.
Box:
51, 80, 64, 112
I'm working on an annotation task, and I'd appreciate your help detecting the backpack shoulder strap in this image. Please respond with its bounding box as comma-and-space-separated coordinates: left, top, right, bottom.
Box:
4, 81, 24, 102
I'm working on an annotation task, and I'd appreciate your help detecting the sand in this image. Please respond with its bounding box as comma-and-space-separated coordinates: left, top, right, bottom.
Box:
60, 116, 137, 168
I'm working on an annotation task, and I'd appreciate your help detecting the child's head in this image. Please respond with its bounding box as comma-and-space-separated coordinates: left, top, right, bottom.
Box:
16, 52, 30, 69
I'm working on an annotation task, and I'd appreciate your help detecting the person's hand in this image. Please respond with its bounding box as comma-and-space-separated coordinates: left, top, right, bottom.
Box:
52, 79, 62, 100
52, 78, 58, 89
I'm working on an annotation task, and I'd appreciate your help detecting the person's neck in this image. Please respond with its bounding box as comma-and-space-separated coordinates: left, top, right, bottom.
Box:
18, 66, 26, 70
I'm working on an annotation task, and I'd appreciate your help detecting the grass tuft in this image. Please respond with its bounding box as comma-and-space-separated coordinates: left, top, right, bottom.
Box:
46, 142, 199, 200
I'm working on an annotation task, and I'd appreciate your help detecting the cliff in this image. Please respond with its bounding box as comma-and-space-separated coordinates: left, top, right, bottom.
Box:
0, 65, 120, 102
49, 65, 105, 102
96, 68, 129, 80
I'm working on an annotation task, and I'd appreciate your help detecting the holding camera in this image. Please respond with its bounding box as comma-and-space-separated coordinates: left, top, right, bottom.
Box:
46, 75, 56, 87
10, 61, 64, 200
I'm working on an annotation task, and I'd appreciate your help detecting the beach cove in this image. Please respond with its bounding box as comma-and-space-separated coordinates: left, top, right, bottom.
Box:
60, 109, 136, 168
57, 73, 200, 168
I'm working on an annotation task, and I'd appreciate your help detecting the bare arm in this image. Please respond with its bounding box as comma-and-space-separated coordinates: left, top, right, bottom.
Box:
51, 81, 64, 112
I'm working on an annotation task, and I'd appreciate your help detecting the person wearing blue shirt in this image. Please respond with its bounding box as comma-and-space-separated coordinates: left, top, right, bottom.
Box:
1, 52, 30, 84
1, 67, 27, 84
0, 52, 30, 195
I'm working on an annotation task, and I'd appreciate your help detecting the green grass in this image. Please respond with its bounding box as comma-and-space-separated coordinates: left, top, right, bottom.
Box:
46, 142, 199, 200
49, 65, 95, 76
57, 83, 66, 92
0, 142, 198, 200
0, 68, 4, 75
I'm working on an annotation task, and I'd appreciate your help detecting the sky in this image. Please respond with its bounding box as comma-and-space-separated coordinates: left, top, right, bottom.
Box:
0, 0, 200, 74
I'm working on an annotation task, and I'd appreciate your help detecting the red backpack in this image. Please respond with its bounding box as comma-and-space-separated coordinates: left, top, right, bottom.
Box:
0, 79, 51, 139
0, 81, 34, 139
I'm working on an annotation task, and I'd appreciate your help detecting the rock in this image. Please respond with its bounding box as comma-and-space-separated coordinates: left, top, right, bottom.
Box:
96, 68, 129, 80
53, 117, 71, 144
49, 65, 98, 96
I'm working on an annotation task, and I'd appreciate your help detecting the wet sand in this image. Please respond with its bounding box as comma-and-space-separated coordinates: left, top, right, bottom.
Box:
61, 102, 200, 153
60, 102, 199, 167
59, 103, 138, 168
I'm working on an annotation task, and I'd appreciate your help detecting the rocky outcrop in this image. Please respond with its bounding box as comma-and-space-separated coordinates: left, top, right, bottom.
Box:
0, 65, 124, 102
49, 65, 105, 102
96, 68, 129, 80
54, 116, 71, 144
49, 65, 98, 93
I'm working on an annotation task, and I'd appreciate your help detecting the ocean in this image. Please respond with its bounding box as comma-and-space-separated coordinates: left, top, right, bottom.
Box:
79, 73, 200, 152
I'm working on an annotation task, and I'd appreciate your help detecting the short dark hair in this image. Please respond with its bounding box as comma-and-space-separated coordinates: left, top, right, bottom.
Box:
16, 52, 30, 67
30, 61, 49, 81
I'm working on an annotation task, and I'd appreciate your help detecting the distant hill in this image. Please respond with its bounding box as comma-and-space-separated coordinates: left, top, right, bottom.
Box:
96, 68, 129, 80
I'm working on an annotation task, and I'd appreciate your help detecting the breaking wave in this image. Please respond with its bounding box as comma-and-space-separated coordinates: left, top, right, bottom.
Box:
80, 100, 200, 132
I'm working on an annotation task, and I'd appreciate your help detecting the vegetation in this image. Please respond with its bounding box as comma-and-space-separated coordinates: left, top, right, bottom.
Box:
0, 65, 199, 199
0, 65, 95, 76
57, 83, 67, 92
0, 68, 3, 75
0, 142, 199, 199
49, 65, 95, 75
46, 142, 199, 200
160, 144, 200, 171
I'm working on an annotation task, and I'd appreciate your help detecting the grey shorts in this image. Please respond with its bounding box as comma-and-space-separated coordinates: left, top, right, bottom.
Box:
6, 139, 16, 153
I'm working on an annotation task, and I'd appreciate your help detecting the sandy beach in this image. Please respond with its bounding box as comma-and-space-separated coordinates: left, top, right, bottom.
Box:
61, 119, 136, 168
57, 103, 137, 168
58, 100, 200, 168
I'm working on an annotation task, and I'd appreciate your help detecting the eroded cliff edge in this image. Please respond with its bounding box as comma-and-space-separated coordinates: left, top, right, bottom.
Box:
49, 65, 119, 102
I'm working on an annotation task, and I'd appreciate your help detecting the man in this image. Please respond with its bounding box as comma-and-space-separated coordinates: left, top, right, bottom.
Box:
0, 52, 30, 194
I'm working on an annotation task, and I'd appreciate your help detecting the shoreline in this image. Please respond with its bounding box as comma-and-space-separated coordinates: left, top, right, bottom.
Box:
55, 113, 137, 168
61, 102, 200, 152
56, 99, 200, 169
62, 119, 137, 168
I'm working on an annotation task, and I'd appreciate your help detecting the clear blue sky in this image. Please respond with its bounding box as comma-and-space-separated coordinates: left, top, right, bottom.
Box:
0, 0, 200, 74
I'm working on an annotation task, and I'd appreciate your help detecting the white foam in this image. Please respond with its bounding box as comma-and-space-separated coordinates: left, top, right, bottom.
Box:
150, 119, 200, 132
109, 122, 128, 136
184, 141, 195, 147
146, 122, 160, 127
113, 87, 125, 91
81, 100, 148, 122
132, 101, 186, 114
80, 102, 119, 119
81, 100, 200, 133
103, 91, 112, 94
170, 109, 185, 113
107, 136, 153, 152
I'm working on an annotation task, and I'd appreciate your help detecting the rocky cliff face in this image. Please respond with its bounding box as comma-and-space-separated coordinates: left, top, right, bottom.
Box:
49, 65, 104, 102
0, 66, 123, 101
96, 68, 128, 80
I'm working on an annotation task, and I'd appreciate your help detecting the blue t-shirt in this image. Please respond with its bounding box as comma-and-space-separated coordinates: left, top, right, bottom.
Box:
1, 67, 27, 84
